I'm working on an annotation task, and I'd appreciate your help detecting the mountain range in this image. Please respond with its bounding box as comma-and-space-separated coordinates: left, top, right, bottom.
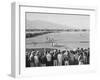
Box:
26, 20, 73, 29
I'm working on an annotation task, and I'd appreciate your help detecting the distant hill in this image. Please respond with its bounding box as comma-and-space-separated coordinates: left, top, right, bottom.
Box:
26, 20, 89, 32
26, 20, 69, 29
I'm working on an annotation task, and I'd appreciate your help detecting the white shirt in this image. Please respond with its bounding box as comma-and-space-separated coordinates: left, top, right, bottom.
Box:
34, 55, 39, 63
64, 51, 68, 57
57, 54, 62, 63
46, 53, 51, 62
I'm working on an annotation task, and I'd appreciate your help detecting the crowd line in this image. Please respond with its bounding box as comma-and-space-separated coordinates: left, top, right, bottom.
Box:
26, 48, 90, 67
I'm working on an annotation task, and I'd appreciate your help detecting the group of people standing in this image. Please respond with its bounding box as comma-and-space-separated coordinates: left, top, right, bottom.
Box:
26, 48, 90, 67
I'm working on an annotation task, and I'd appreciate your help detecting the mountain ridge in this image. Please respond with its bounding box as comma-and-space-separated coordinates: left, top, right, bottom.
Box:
26, 20, 89, 30
26, 20, 72, 29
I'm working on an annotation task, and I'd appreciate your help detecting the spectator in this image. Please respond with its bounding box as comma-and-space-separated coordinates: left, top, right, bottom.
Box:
26, 47, 90, 67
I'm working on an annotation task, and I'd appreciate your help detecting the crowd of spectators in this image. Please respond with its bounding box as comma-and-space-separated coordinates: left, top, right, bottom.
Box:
26, 48, 90, 67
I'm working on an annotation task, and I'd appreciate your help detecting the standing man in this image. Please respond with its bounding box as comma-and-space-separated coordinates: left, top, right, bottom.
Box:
46, 51, 52, 66
57, 50, 63, 66
41, 51, 47, 66
53, 49, 58, 66
34, 51, 39, 67
29, 51, 35, 67
63, 50, 69, 65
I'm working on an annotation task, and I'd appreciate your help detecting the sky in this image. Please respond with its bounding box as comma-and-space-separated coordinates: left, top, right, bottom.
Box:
26, 12, 90, 29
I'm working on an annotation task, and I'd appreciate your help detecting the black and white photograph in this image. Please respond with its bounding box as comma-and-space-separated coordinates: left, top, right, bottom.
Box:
25, 12, 90, 67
